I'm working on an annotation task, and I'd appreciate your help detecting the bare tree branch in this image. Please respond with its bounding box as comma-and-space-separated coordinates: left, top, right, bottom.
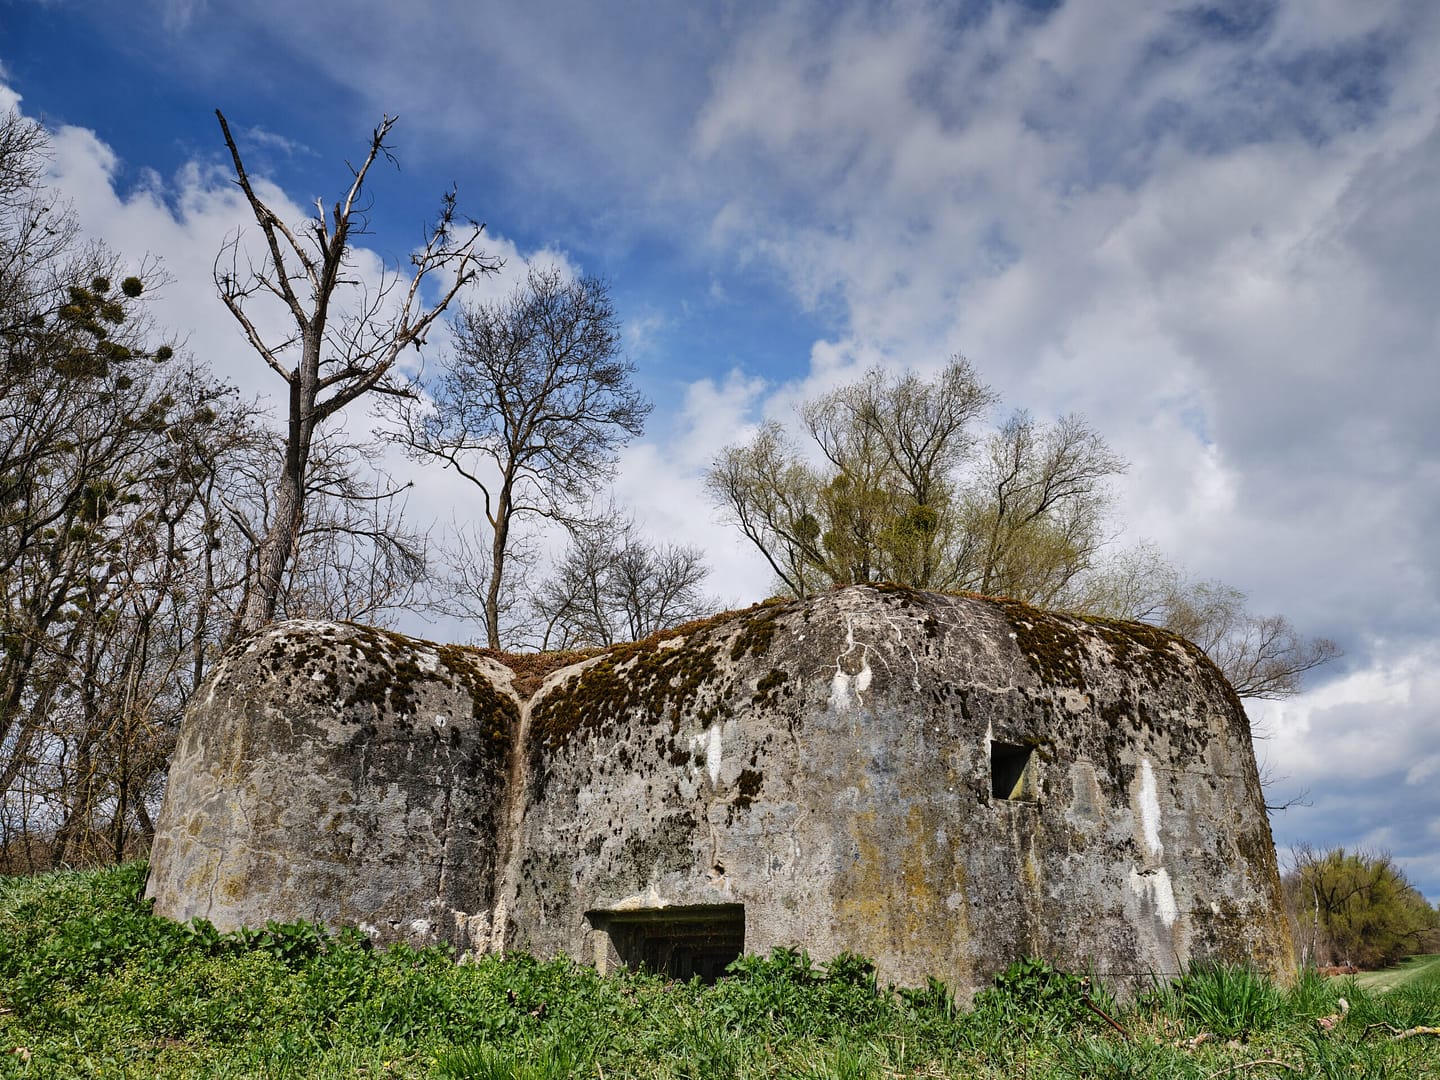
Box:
213, 111, 499, 631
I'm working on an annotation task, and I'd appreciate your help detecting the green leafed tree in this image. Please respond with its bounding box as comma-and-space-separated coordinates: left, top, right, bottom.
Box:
1285, 847, 1439, 969
706, 357, 1116, 603
707, 359, 1335, 699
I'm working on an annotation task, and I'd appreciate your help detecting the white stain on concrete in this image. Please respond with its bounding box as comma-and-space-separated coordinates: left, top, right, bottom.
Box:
1137, 758, 1163, 857
1128, 866, 1178, 927
829, 617, 871, 711
854, 659, 872, 694
707, 724, 722, 785
689, 724, 723, 786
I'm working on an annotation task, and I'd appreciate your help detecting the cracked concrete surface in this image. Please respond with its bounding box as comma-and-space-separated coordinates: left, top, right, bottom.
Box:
146, 585, 1293, 994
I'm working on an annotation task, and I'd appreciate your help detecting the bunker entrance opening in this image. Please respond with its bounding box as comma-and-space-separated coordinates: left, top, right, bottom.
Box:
991, 741, 1034, 800
588, 904, 744, 982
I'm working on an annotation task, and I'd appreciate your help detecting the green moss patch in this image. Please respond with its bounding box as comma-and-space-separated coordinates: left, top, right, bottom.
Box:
528, 600, 798, 753
529, 634, 729, 752
991, 598, 1092, 691
991, 597, 1207, 695
435, 645, 521, 760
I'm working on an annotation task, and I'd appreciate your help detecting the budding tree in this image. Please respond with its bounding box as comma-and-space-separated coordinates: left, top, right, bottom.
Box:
708, 359, 1335, 700
214, 110, 498, 632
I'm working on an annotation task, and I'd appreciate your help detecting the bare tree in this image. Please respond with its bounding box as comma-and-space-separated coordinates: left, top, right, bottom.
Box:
534, 512, 713, 649
1075, 550, 1339, 700
1161, 580, 1339, 700
219, 425, 429, 629
389, 267, 650, 648
420, 517, 543, 647
214, 110, 498, 632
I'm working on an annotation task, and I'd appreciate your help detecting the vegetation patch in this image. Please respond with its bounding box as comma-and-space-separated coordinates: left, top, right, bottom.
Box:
1079, 614, 1198, 688
337, 623, 429, 717
6, 866, 1440, 1079
1349, 953, 1440, 993
471, 647, 602, 700
751, 668, 789, 708
732, 768, 764, 816
436, 645, 522, 760
527, 601, 795, 752
728, 601, 790, 661
992, 595, 1217, 697
529, 634, 729, 752
992, 597, 1092, 691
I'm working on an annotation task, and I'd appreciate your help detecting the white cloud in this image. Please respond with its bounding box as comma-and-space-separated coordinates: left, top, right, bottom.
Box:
1259, 642, 1440, 897
610, 368, 775, 604
241, 125, 313, 158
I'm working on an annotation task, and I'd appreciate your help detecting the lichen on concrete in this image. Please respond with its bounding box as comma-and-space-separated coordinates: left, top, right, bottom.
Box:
146, 585, 1294, 994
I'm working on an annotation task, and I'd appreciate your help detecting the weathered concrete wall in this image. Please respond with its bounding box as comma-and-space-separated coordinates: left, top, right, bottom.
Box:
508, 586, 1291, 991
145, 621, 518, 951
146, 586, 1294, 992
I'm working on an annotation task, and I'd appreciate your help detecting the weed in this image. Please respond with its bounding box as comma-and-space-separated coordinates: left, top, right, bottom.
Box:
435, 1033, 591, 1080
1168, 960, 1282, 1039
971, 957, 1096, 1036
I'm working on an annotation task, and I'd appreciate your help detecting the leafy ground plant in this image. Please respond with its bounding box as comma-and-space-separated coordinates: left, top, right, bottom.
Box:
3, 864, 1439, 1078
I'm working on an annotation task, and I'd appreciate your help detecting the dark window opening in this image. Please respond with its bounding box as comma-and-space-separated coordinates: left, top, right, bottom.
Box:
588, 904, 744, 982
991, 741, 1034, 800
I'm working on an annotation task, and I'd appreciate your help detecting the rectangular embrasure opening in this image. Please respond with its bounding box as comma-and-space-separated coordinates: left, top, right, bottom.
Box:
587, 904, 744, 982
990, 741, 1034, 800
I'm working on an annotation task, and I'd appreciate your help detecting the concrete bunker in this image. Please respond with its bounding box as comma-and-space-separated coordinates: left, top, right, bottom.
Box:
145, 585, 1295, 995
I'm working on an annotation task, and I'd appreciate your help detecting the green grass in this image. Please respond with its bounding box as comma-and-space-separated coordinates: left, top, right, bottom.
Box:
2, 864, 1438, 1078
1350, 954, 1440, 994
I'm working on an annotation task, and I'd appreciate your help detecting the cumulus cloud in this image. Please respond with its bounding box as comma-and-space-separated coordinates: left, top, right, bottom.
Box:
1257, 643, 1440, 901
692, 3, 1440, 626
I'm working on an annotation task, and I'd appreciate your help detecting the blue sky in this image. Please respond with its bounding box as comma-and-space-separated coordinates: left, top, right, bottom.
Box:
3, 0, 1439, 902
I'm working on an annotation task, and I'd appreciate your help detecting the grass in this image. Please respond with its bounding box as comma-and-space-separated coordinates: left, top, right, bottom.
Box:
1, 864, 1438, 1078
1351, 954, 1440, 994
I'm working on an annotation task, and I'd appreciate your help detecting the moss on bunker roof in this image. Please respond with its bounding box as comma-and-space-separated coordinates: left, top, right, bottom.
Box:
228, 584, 1239, 756
988, 595, 1217, 693
527, 598, 800, 752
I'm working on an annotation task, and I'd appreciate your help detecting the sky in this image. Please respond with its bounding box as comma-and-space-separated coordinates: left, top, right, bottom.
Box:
2, 0, 1437, 902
